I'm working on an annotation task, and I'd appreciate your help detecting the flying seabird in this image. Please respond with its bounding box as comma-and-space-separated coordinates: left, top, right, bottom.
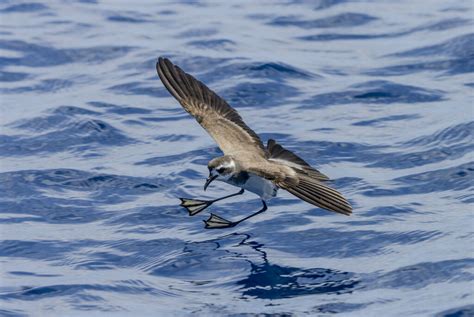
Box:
156, 57, 352, 229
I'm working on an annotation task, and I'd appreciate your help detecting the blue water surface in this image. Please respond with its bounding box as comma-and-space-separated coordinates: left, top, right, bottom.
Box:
0, 1, 473, 316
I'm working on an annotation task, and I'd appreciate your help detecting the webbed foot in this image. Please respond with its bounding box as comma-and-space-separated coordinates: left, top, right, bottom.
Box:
203, 213, 236, 229
179, 198, 212, 216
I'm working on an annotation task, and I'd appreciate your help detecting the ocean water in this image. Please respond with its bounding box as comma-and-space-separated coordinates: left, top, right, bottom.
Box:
0, 0, 473, 316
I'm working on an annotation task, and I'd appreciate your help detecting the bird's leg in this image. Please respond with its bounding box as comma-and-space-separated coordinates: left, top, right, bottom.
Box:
179, 189, 244, 216
204, 200, 267, 229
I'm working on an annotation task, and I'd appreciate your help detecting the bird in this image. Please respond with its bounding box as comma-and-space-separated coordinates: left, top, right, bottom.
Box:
156, 57, 352, 229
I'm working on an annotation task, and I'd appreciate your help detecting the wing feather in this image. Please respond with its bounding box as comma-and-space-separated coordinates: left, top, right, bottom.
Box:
267, 139, 329, 181
246, 162, 352, 216
156, 57, 266, 156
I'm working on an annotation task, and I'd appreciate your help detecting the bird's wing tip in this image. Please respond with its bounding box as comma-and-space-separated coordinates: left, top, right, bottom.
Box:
156, 57, 164, 71
156, 56, 172, 68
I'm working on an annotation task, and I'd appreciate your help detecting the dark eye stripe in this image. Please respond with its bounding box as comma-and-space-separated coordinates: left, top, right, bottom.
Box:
217, 167, 225, 173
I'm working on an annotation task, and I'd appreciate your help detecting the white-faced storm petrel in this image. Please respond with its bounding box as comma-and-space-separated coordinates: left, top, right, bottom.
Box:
156, 57, 352, 229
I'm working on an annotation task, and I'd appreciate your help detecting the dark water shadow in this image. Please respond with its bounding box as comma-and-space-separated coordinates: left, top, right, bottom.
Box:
146, 233, 361, 302
234, 235, 360, 299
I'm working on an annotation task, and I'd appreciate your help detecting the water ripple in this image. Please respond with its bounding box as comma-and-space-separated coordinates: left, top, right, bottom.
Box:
0, 2, 48, 13
0, 0, 472, 315
300, 80, 444, 108
268, 12, 377, 29
0, 40, 134, 68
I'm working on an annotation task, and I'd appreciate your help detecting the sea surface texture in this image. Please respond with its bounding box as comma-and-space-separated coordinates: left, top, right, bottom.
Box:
0, 1, 473, 316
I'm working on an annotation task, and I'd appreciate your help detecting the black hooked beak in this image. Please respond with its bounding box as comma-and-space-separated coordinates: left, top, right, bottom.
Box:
204, 174, 218, 191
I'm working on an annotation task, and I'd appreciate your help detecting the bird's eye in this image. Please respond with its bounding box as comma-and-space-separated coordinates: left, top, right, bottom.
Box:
217, 167, 225, 173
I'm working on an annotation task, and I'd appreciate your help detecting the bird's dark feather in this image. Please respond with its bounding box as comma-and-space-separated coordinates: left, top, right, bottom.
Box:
267, 139, 329, 181
285, 176, 352, 215
156, 57, 266, 156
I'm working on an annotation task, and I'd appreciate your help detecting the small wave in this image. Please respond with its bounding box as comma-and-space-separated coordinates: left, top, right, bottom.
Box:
0, 281, 174, 301
300, 80, 444, 108
1, 78, 73, 94
372, 258, 474, 289
1, 111, 135, 157
222, 82, 300, 108
352, 114, 421, 126
364, 162, 474, 196
367, 33, 474, 76
108, 81, 168, 98
268, 13, 377, 29
435, 305, 474, 317
298, 19, 471, 42
0, 71, 29, 82
187, 39, 236, 51
405, 122, 474, 148
0, 40, 134, 68
388, 33, 474, 59
107, 13, 152, 24
0, 3, 48, 13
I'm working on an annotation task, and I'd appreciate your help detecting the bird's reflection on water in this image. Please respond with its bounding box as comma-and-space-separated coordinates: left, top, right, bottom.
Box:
181, 233, 360, 300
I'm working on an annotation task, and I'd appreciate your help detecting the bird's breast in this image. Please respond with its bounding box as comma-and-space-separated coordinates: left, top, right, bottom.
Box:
227, 172, 277, 200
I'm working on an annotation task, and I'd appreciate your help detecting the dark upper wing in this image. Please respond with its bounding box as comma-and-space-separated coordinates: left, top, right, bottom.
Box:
156, 57, 267, 157
267, 139, 329, 181
244, 157, 351, 216
284, 175, 352, 215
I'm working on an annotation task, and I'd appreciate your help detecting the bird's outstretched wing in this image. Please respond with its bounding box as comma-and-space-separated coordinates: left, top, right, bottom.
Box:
156, 57, 266, 157
246, 161, 352, 216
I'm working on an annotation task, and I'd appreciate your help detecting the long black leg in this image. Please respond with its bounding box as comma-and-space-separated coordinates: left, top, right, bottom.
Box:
212, 188, 245, 203
234, 200, 267, 225
179, 189, 244, 216
204, 200, 268, 229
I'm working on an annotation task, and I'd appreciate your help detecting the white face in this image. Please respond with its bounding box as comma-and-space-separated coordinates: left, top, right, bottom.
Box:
210, 160, 236, 181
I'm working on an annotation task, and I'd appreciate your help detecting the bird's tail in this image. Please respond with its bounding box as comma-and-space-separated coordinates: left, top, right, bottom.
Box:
284, 173, 352, 216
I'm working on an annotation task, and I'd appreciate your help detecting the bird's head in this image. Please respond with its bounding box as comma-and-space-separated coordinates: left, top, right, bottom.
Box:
204, 156, 237, 190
